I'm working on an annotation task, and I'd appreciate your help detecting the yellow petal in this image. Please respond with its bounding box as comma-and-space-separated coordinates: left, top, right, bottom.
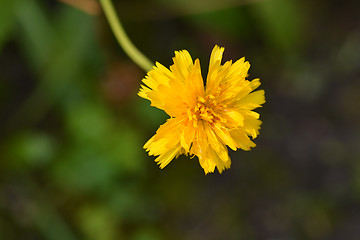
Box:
198, 155, 216, 174
244, 110, 260, 119
213, 142, 230, 163
138, 84, 151, 100
138, 63, 174, 111
229, 129, 256, 151
155, 146, 182, 169
249, 78, 261, 90
242, 111, 262, 139
223, 109, 245, 128
206, 146, 231, 174
243, 118, 262, 139
234, 90, 265, 110
180, 121, 196, 152
202, 122, 219, 152
147, 138, 169, 156
209, 45, 224, 70
144, 118, 182, 156
206, 45, 224, 90
170, 50, 193, 82
190, 122, 208, 157
139, 55, 198, 117
206, 60, 232, 97
227, 57, 249, 78
186, 59, 204, 98
212, 123, 237, 151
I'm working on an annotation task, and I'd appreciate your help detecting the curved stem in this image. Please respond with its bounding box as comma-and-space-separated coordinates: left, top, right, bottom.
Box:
99, 0, 153, 72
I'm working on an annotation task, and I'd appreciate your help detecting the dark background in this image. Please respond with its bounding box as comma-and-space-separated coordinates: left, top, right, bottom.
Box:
1, 0, 360, 239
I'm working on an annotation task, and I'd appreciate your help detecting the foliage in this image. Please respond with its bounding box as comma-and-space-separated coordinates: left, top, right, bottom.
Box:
1, 0, 360, 239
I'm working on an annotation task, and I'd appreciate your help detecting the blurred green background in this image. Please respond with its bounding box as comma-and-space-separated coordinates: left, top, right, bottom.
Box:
1, 0, 360, 239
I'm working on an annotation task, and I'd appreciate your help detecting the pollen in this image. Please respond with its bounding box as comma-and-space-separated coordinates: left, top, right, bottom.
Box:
188, 95, 226, 128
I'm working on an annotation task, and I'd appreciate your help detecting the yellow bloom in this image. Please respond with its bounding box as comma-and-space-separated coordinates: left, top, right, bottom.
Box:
138, 45, 265, 174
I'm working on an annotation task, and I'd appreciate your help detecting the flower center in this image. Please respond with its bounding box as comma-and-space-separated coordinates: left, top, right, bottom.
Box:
187, 95, 226, 127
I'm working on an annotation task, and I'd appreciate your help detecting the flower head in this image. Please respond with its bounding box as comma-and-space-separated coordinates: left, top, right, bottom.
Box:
138, 45, 265, 174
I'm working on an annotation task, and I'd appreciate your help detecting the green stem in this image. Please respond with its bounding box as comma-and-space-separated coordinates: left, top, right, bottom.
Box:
99, 0, 153, 71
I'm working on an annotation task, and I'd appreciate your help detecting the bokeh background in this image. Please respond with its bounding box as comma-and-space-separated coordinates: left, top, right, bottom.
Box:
1, 0, 360, 239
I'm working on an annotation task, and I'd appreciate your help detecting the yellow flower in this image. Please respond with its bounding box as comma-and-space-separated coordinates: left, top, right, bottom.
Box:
138, 45, 265, 174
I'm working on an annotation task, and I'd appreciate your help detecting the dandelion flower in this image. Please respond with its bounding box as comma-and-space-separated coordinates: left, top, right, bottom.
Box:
138, 45, 265, 174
